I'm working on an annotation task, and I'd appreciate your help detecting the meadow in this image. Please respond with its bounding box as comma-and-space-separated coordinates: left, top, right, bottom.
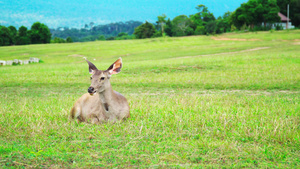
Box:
0, 30, 299, 168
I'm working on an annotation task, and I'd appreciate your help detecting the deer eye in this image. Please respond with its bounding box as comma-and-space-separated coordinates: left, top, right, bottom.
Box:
101, 77, 105, 80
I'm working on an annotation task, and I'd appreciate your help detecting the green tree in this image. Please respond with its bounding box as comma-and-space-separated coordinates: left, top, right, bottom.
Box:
172, 15, 192, 36
230, 10, 244, 29
258, 0, 280, 27
194, 26, 206, 35
15, 26, 31, 45
190, 4, 216, 34
115, 32, 134, 40
29, 22, 51, 44
98, 35, 106, 41
205, 21, 217, 34
239, 0, 260, 28
230, 0, 261, 29
66, 37, 73, 43
231, 0, 281, 29
8, 26, 17, 45
216, 11, 232, 33
164, 19, 173, 36
52, 37, 66, 43
0, 26, 13, 46
157, 14, 167, 36
133, 21, 156, 39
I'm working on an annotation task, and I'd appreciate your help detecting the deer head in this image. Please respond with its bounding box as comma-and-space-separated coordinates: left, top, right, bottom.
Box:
86, 58, 122, 95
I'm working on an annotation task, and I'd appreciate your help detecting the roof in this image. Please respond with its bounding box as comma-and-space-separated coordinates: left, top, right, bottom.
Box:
278, 12, 291, 22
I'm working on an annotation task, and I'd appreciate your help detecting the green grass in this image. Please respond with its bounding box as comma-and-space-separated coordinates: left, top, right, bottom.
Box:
0, 30, 300, 168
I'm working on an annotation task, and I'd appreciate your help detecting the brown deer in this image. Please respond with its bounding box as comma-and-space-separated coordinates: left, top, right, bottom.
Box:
70, 58, 130, 123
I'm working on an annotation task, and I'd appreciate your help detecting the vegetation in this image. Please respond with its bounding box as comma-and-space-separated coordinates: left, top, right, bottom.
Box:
230, 0, 280, 29
277, 0, 300, 27
134, 21, 156, 39
0, 22, 52, 46
50, 21, 143, 42
132, 0, 297, 39
0, 30, 299, 168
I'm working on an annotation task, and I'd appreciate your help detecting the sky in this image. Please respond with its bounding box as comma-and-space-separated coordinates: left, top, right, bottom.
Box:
0, 0, 247, 28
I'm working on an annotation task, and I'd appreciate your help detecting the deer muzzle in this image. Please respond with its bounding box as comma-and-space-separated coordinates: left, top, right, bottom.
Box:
88, 87, 96, 95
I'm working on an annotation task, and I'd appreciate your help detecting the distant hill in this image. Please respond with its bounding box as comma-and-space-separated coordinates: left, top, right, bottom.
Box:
50, 20, 143, 42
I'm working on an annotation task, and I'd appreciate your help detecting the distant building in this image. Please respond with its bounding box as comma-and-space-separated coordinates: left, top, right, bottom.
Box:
263, 12, 295, 29
276, 12, 295, 29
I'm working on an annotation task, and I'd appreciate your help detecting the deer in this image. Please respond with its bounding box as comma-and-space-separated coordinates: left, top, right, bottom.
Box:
70, 58, 130, 124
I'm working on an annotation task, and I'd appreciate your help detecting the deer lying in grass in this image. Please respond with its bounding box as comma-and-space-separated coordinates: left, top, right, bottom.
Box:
70, 58, 130, 123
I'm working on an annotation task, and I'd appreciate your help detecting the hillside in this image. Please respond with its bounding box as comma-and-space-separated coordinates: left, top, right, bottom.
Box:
50, 21, 143, 41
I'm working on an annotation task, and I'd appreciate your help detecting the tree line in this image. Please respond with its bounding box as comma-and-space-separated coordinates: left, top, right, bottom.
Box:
50, 21, 143, 42
134, 0, 299, 39
0, 22, 75, 46
0, 22, 52, 46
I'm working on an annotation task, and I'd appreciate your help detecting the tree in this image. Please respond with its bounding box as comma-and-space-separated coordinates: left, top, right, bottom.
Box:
194, 26, 206, 35
231, 0, 281, 29
0, 26, 13, 46
216, 11, 232, 33
230, 0, 261, 29
164, 19, 173, 36
172, 15, 192, 36
239, 0, 261, 29
195, 4, 215, 25
29, 22, 51, 44
52, 37, 66, 43
258, 0, 280, 27
230, 9, 245, 29
190, 4, 216, 34
66, 37, 73, 43
205, 21, 217, 34
15, 26, 31, 45
8, 26, 17, 44
133, 21, 156, 39
157, 14, 167, 36
98, 35, 106, 41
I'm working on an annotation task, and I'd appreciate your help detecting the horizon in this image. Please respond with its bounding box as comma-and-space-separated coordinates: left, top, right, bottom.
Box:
0, 0, 247, 29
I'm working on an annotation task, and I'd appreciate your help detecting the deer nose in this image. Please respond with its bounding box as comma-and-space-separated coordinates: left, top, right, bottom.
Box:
88, 87, 94, 93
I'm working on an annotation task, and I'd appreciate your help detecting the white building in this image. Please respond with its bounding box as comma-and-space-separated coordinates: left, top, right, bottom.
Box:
276, 12, 295, 29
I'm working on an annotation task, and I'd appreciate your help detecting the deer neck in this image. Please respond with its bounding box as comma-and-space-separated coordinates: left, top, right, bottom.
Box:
98, 84, 115, 112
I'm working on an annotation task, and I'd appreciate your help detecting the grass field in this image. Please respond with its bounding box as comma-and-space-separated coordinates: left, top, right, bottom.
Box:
0, 30, 300, 168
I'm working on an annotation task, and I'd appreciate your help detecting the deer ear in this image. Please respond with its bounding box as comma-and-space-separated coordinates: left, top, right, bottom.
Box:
85, 59, 98, 74
107, 58, 122, 75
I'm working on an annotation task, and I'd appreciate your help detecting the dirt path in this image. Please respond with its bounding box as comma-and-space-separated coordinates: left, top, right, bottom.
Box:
175, 47, 270, 59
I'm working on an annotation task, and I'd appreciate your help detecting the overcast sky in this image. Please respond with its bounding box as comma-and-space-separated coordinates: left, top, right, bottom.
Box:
0, 0, 247, 28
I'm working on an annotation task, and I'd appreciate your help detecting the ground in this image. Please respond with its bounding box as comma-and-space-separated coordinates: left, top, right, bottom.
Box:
0, 30, 299, 168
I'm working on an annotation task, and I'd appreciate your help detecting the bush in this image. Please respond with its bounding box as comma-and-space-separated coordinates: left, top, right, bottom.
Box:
151, 30, 162, 38
51, 37, 66, 43
98, 35, 106, 41
66, 37, 73, 43
106, 36, 115, 40
231, 25, 237, 32
194, 26, 206, 35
